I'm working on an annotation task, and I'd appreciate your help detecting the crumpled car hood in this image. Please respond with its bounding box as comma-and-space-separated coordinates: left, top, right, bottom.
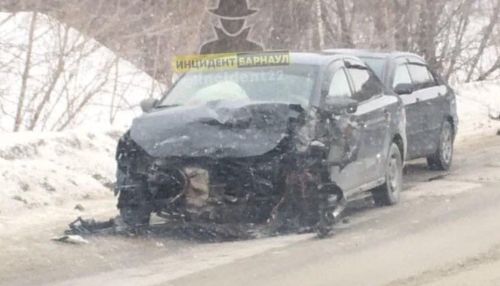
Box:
130, 100, 304, 158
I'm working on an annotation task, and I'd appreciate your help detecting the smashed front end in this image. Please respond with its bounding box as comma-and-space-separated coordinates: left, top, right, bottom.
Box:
115, 100, 347, 236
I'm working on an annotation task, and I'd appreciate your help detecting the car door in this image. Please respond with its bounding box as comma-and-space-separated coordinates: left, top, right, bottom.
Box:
322, 60, 366, 193
407, 61, 448, 154
391, 59, 424, 159
345, 59, 395, 188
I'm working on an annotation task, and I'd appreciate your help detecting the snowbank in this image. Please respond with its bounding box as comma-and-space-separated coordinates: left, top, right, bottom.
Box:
0, 130, 122, 215
454, 80, 500, 142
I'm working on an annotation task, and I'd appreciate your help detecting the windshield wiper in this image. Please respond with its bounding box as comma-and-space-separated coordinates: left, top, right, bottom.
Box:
155, 104, 181, 109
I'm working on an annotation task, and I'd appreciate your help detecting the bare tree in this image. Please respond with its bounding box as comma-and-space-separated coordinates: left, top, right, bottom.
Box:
3, 0, 499, 85
466, 0, 500, 82
13, 12, 36, 131
0, 10, 162, 132
335, 0, 354, 48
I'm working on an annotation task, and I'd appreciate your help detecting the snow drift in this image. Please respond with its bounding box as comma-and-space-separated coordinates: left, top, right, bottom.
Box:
0, 130, 121, 215
454, 80, 500, 142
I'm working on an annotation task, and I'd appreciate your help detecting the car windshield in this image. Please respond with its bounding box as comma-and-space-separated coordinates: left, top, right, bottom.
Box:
160, 64, 317, 107
358, 56, 386, 80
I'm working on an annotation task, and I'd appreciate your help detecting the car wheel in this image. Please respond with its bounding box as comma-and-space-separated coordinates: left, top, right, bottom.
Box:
427, 120, 454, 171
119, 205, 151, 227
372, 143, 403, 206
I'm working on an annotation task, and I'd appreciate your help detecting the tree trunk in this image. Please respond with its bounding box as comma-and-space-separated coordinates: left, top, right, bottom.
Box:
335, 0, 353, 48
13, 12, 37, 132
465, 0, 500, 82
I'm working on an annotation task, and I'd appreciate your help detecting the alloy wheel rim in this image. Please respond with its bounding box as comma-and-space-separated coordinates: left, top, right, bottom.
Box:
388, 155, 400, 194
441, 127, 453, 164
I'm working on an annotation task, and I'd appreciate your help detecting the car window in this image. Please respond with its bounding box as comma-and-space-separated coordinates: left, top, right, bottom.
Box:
407, 64, 435, 89
327, 68, 352, 98
348, 68, 383, 101
359, 57, 385, 80
427, 68, 439, 85
392, 64, 412, 89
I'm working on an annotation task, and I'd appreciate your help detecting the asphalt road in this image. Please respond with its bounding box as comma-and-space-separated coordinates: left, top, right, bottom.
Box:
2, 135, 500, 286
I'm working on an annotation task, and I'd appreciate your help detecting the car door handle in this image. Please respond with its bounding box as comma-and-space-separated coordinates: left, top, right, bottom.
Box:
355, 119, 366, 128
416, 97, 421, 102
383, 109, 390, 121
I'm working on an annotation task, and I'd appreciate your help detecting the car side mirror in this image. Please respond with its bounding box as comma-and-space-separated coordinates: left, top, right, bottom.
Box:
323, 96, 358, 115
140, 98, 159, 113
394, 83, 413, 95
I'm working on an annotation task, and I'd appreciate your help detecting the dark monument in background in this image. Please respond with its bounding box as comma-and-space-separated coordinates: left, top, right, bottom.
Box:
200, 0, 264, 54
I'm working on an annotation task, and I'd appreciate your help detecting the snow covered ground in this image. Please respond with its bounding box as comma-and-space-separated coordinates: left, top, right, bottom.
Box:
454, 80, 500, 142
0, 129, 121, 216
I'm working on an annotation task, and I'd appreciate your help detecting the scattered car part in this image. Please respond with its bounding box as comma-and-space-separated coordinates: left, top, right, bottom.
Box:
66, 217, 121, 235
428, 174, 448, 182
52, 235, 89, 245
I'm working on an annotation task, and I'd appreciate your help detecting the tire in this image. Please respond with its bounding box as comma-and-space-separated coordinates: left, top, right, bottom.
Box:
427, 120, 454, 171
117, 176, 152, 227
119, 205, 151, 227
372, 143, 403, 206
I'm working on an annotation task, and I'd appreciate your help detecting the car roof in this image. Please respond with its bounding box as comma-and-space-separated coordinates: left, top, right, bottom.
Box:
323, 48, 425, 62
289, 52, 360, 67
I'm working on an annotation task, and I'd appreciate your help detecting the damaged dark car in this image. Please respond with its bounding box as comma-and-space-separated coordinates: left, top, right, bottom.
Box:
115, 52, 407, 236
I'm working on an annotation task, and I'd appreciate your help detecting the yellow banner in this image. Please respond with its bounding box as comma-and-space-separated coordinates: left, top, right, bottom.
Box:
173, 51, 290, 73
